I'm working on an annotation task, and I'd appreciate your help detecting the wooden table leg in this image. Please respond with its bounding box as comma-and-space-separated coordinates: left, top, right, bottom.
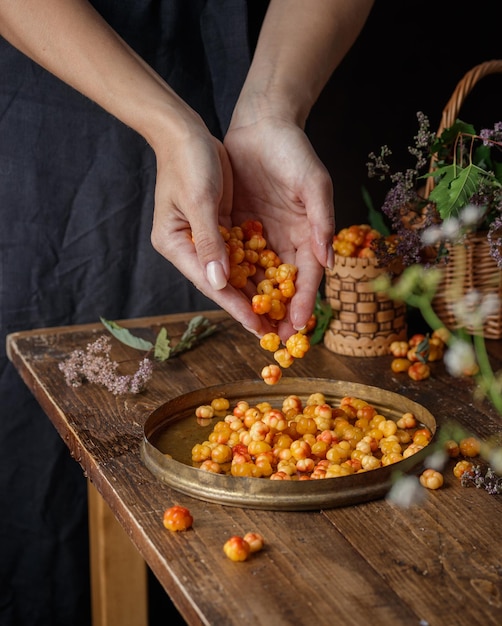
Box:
88, 481, 148, 626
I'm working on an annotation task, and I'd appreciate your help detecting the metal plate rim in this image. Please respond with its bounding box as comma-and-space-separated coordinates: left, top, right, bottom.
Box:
141, 377, 437, 511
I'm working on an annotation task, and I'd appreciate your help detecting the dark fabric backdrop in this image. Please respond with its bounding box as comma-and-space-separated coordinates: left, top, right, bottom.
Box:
0, 1, 499, 625
310, 1, 501, 229
0, 2, 251, 625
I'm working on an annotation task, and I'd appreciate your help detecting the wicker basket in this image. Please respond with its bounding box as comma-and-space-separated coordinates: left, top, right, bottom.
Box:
426, 60, 502, 339
433, 232, 502, 338
324, 255, 407, 357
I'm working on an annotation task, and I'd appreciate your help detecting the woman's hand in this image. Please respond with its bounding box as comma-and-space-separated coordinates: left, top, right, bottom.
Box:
0, 0, 269, 336
224, 115, 334, 341
0, 0, 373, 341
222, 0, 373, 341
149, 120, 271, 337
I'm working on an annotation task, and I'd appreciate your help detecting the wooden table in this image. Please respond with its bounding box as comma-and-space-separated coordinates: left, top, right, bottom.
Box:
6, 311, 502, 626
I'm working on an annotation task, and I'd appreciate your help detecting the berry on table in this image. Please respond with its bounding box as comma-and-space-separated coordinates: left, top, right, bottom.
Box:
223, 536, 251, 562
459, 436, 481, 457
444, 439, 460, 458
453, 459, 475, 480
243, 532, 265, 553
419, 468, 444, 490
408, 362, 431, 381
389, 341, 409, 358
162, 506, 193, 532
391, 358, 412, 373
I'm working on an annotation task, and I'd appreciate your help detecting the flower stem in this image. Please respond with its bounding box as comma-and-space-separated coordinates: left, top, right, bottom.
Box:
407, 295, 444, 334
473, 332, 502, 414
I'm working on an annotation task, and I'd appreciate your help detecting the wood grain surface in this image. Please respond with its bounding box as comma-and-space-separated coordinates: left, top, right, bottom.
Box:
7, 311, 502, 626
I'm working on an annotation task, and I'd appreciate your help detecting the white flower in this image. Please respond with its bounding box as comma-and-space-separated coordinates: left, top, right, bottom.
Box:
453, 290, 500, 328
386, 474, 426, 508
441, 217, 461, 240
421, 225, 443, 246
488, 447, 502, 475
453, 290, 482, 326
424, 449, 448, 471
444, 339, 477, 377
479, 293, 500, 319
460, 203, 485, 227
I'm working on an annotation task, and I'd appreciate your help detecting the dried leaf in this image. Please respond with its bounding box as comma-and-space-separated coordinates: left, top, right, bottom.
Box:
154, 327, 171, 361
170, 315, 219, 356
100, 317, 153, 351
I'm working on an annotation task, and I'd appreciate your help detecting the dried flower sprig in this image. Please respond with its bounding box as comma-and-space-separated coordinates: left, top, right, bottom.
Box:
461, 464, 502, 495
367, 113, 502, 268
59, 315, 219, 395
59, 335, 154, 395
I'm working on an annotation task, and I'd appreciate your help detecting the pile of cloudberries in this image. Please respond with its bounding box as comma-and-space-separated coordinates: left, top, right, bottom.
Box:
448, 435, 482, 484
223, 532, 265, 562
217, 220, 312, 385
332, 223, 395, 258
191, 391, 432, 479
418, 435, 482, 491
162, 505, 264, 563
389, 327, 452, 381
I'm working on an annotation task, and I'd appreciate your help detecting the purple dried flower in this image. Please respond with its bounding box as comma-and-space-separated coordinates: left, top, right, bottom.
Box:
367, 113, 502, 268
59, 335, 153, 395
461, 464, 502, 495
480, 121, 502, 145
487, 216, 502, 268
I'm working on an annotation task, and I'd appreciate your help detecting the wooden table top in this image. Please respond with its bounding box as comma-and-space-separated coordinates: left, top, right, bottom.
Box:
6, 311, 502, 626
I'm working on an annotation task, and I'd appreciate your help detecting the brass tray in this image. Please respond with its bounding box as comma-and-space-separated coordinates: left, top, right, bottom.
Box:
141, 378, 437, 511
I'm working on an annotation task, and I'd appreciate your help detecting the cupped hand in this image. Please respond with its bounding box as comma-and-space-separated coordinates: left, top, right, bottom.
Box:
149, 119, 269, 336
224, 115, 335, 341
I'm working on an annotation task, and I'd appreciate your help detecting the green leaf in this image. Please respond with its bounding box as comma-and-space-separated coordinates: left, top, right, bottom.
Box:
100, 317, 154, 352
428, 163, 486, 220
154, 327, 172, 361
100, 314, 219, 361
431, 120, 477, 157
310, 292, 333, 345
473, 143, 493, 171
414, 336, 430, 364
362, 185, 390, 236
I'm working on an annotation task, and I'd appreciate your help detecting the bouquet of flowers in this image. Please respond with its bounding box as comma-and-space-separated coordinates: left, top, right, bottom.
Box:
367, 111, 502, 270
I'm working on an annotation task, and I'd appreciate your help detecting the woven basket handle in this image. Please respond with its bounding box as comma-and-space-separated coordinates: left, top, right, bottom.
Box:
425, 59, 502, 197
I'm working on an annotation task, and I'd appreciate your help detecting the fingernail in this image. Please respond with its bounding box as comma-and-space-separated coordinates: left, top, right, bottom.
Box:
327, 246, 334, 270
206, 261, 227, 290
243, 325, 262, 339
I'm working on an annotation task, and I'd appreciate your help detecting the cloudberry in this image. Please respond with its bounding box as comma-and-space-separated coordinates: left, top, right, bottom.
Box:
162, 506, 193, 532
223, 536, 251, 562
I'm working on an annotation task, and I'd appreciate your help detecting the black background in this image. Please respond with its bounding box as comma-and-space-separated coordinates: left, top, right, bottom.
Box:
307, 0, 501, 229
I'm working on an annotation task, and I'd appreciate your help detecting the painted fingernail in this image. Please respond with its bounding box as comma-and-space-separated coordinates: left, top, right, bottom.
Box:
243, 325, 262, 339
206, 261, 227, 290
327, 246, 334, 270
